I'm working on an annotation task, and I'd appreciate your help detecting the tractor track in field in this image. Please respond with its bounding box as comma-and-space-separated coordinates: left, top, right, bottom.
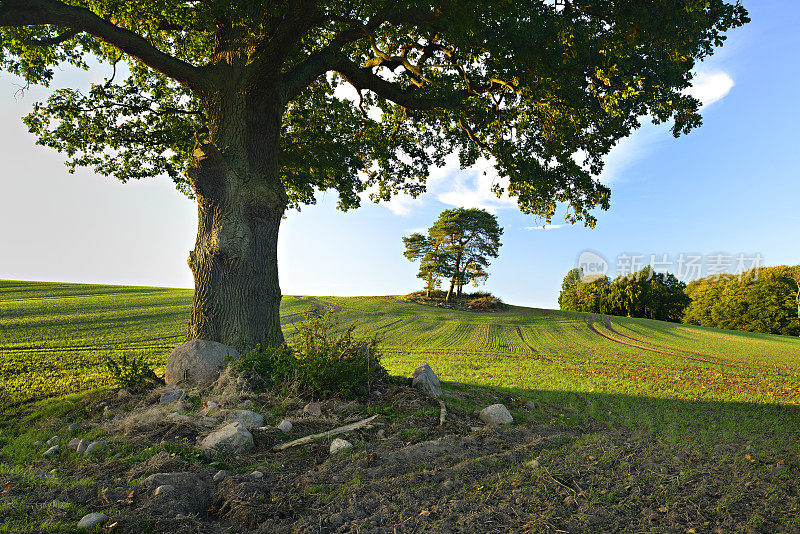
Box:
513, 325, 543, 356
587, 320, 800, 374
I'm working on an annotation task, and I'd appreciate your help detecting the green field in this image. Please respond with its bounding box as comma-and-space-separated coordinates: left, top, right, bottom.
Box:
2, 279, 800, 443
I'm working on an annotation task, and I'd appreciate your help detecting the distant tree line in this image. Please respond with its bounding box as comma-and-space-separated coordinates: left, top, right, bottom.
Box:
683, 266, 800, 336
559, 265, 800, 336
558, 266, 689, 322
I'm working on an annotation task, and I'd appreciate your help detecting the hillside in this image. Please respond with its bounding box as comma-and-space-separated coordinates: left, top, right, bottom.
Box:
2, 280, 800, 532
2, 280, 799, 410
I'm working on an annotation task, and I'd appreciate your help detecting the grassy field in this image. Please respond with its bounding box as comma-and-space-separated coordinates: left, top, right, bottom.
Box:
2, 280, 800, 532
3, 279, 800, 440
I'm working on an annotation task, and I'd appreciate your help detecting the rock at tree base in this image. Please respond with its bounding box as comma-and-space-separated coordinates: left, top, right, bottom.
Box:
330, 438, 353, 455
77, 512, 108, 529
153, 484, 175, 496
410, 363, 442, 397
165, 339, 239, 387
226, 409, 264, 430
199, 422, 253, 457
479, 404, 513, 426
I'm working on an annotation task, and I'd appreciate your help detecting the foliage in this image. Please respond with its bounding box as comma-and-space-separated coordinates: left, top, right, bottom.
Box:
683, 266, 800, 336
0, 1, 747, 223
234, 312, 386, 399
404, 208, 503, 300
103, 352, 162, 391
559, 266, 690, 322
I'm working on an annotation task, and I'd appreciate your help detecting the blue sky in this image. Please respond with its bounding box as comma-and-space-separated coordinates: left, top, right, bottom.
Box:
1, 1, 798, 309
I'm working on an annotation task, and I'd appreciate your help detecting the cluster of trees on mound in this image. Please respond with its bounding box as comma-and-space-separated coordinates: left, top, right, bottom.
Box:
403, 208, 502, 302
560, 265, 800, 335
683, 266, 800, 336
558, 267, 690, 322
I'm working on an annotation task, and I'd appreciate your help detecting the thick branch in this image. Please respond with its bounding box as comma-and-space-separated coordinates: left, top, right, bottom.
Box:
0, 0, 210, 90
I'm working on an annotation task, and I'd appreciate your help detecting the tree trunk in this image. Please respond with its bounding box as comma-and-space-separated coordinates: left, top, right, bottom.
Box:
445, 251, 463, 302
185, 88, 288, 353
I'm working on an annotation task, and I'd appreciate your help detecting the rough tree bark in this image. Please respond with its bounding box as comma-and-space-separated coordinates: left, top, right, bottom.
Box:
185, 87, 288, 352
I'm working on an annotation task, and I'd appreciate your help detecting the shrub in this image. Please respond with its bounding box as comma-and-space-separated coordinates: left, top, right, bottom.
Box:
466, 295, 506, 310
234, 312, 386, 399
104, 352, 162, 391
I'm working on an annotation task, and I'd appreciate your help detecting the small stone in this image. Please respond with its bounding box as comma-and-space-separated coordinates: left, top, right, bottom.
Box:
68, 438, 82, 450
77, 512, 108, 529
33, 441, 43, 447
377, 429, 385, 439
303, 402, 322, 417
85, 441, 108, 455
168, 413, 192, 423
175, 514, 187, 520
442, 479, 454, 490
200, 422, 254, 457
52, 500, 70, 510
43, 445, 59, 457
159, 390, 185, 405
525, 400, 537, 410
410, 363, 442, 397
117, 388, 131, 399
250, 471, 263, 479
226, 409, 264, 430
277, 420, 293, 433
526, 459, 540, 469
330, 438, 353, 455
470, 426, 483, 432
76, 439, 90, 454
213, 470, 228, 482
68, 422, 81, 432
46, 436, 59, 446
478, 404, 513, 426
153, 484, 175, 496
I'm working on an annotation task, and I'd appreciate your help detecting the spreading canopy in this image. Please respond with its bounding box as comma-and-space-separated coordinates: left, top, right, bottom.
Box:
1, 0, 748, 224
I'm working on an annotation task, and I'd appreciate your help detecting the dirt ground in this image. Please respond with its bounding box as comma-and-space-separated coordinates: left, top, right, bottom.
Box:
2, 380, 799, 533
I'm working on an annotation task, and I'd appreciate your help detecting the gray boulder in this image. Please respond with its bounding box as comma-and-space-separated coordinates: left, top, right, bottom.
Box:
478, 404, 513, 426
199, 422, 253, 457
411, 364, 442, 397
165, 339, 239, 386
77, 512, 108, 529
226, 409, 264, 430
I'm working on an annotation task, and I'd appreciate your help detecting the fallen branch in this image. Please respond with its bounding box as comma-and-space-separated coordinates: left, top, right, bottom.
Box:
438, 400, 446, 426
272, 414, 379, 451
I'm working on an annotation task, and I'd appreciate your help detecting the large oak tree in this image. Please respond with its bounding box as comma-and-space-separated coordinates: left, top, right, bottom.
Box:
0, 0, 747, 352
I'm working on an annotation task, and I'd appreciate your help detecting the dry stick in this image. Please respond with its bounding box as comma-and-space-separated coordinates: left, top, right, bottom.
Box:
438, 399, 446, 426
272, 415, 379, 451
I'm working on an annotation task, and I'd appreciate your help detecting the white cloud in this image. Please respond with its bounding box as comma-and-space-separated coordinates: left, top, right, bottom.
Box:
686, 70, 735, 108
524, 224, 563, 230
435, 157, 517, 213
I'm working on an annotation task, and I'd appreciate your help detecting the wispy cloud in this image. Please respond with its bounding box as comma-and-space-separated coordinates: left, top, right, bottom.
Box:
524, 224, 564, 231
371, 69, 735, 214
686, 70, 735, 108
598, 68, 735, 184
